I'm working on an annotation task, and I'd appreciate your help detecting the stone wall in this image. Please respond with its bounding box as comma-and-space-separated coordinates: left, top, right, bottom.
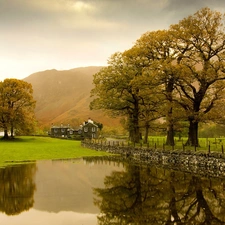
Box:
81, 140, 225, 178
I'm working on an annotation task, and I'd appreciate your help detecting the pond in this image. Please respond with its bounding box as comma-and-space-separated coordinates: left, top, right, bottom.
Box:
0, 157, 225, 225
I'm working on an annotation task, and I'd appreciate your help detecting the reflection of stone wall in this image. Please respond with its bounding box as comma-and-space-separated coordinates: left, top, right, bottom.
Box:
82, 141, 225, 178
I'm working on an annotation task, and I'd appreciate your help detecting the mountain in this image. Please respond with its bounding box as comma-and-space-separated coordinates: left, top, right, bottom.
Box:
24, 66, 120, 128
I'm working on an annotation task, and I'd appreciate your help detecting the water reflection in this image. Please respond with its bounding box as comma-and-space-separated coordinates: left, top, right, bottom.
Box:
91, 158, 225, 225
0, 163, 36, 215
0, 158, 225, 225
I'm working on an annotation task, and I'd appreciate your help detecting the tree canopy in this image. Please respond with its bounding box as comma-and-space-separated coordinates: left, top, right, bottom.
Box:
90, 7, 225, 146
0, 79, 36, 139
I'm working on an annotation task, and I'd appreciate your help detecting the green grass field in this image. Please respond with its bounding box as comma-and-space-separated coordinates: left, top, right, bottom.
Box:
0, 136, 111, 167
145, 136, 225, 152
97, 136, 225, 153
1, 135, 224, 167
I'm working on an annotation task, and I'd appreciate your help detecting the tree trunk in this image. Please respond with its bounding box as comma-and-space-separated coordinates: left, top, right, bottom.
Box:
129, 122, 140, 143
166, 123, 175, 146
130, 97, 140, 144
3, 128, 9, 139
165, 78, 175, 146
143, 124, 149, 144
133, 122, 140, 143
185, 118, 199, 146
10, 125, 14, 138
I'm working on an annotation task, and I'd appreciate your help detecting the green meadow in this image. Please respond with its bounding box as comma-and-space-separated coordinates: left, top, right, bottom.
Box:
145, 136, 225, 152
1, 135, 225, 167
0, 136, 110, 167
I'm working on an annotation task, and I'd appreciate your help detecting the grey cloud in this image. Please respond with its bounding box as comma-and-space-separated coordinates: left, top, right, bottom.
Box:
1, 0, 225, 80
162, 0, 225, 25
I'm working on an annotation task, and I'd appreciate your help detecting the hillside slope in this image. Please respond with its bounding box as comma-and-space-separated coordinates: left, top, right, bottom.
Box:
24, 67, 120, 128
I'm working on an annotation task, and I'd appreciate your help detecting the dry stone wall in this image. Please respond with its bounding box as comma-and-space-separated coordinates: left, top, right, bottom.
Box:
81, 140, 225, 178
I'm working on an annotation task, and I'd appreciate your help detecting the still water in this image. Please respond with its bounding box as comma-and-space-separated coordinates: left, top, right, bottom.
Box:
0, 157, 225, 225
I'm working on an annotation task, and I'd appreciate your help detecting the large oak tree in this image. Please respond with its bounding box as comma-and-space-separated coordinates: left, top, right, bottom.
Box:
90, 7, 225, 147
90, 52, 143, 143
0, 79, 36, 139
133, 30, 182, 146
170, 7, 225, 146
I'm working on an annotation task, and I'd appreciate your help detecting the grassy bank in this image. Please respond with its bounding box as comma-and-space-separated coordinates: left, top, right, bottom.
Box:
0, 136, 110, 167
146, 136, 225, 152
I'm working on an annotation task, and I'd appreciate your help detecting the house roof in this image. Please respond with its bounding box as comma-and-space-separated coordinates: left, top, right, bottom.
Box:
83, 122, 98, 127
51, 126, 69, 129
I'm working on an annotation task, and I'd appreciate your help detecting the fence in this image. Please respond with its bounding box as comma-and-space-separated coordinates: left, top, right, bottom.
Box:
86, 137, 225, 154
81, 138, 225, 178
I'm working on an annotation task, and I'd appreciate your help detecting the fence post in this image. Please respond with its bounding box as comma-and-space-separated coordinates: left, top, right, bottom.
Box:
222, 145, 224, 154
208, 144, 210, 154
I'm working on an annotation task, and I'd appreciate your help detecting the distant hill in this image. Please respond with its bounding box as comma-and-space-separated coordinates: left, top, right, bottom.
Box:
24, 66, 120, 128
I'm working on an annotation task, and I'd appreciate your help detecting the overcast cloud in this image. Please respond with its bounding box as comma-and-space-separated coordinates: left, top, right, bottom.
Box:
1, 0, 225, 80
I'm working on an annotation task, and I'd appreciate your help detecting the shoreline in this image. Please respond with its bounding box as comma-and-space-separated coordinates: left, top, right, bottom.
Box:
82, 140, 225, 178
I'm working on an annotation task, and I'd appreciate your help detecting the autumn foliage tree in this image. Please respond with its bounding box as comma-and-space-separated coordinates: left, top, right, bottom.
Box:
90, 52, 143, 143
0, 79, 36, 139
132, 30, 182, 146
90, 7, 225, 146
170, 7, 225, 146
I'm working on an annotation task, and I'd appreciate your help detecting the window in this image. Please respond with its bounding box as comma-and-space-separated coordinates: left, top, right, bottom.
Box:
92, 127, 95, 132
84, 127, 88, 132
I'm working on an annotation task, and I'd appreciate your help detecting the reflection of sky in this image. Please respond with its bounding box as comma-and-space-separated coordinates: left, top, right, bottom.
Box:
34, 159, 124, 213
0, 159, 124, 224
0, 209, 97, 225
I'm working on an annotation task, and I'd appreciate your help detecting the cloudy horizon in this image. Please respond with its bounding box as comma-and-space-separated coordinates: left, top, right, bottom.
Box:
1, 0, 225, 81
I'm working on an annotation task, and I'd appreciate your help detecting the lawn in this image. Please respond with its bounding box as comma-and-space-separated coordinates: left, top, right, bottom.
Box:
145, 136, 225, 152
0, 136, 111, 167
99, 136, 225, 153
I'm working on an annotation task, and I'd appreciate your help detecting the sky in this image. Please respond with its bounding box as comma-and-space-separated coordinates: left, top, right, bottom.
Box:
1, 0, 225, 81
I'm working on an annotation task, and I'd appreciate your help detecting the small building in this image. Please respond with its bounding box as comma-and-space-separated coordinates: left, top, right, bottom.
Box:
82, 119, 99, 139
50, 119, 100, 139
50, 125, 70, 138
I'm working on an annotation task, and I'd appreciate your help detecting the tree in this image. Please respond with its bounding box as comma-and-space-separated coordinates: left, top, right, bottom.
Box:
170, 7, 225, 146
132, 30, 182, 145
90, 52, 144, 143
0, 79, 36, 139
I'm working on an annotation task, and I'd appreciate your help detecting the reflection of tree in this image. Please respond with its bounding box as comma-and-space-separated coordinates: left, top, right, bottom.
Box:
173, 176, 225, 225
94, 162, 225, 225
94, 164, 171, 224
0, 163, 37, 215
